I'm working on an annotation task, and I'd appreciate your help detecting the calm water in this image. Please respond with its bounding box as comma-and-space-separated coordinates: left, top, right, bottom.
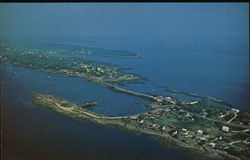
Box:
2, 35, 249, 160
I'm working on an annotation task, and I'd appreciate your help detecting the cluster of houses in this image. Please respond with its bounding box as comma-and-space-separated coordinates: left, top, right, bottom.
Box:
167, 126, 232, 150
184, 112, 195, 121
153, 96, 176, 105
186, 101, 199, 105
3, 46, 139, 83
134, 95, 248, 156
137, 114, 160, 129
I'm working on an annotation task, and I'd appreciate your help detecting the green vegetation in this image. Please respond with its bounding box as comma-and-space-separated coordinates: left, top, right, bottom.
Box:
32, 93, 250, 160
3, 44, 249, 160
1, 46, 141, 83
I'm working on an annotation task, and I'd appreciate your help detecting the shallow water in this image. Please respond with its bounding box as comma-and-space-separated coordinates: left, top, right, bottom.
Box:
2, 63, 191, 160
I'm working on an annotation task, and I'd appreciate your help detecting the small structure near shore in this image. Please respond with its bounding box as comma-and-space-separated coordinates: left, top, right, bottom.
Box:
79, 102, 98, 108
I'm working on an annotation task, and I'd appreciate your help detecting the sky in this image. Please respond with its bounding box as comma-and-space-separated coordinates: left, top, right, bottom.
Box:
0, 3, 249, 38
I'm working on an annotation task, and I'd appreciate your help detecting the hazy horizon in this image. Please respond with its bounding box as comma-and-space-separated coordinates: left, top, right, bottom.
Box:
0, 3, 249, 39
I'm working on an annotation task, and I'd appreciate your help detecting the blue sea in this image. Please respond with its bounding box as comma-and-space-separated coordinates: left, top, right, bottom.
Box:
2, 35, 249, 160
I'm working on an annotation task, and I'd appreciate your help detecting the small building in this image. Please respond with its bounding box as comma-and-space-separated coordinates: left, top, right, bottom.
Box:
183, 131, 189, 136
182, 128, 187, 132
199, 137, 207, 141
219, 113, 225, 118
160, 126, 166, 132
169, 101, 176, 104
165, 97, 172, 101
156, 98, 163, 102
173, 131, 178, 135
198, 137, 207, 145
220, 143, 229, 149
197, 129, 203, 136
190, 101, 198, 105
222, 126, 230, 132
139, 119, 144, 124
208, 143, 216, 148
231, 108, 240, 113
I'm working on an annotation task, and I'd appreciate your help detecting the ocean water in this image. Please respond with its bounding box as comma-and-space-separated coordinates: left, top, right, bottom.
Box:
2, 35, 249, 160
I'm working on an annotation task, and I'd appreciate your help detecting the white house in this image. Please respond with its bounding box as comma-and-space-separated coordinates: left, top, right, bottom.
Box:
231, 108, 240, 113
197, 129, 203, 136
222, 126, 230, 132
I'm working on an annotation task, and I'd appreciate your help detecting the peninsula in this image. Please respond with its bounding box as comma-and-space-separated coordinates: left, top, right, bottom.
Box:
1, 46, 143, 83
2, 45, 250, 160
32, 93, 250, 160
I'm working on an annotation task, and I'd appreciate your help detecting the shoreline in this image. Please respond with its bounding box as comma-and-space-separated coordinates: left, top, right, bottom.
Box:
2, 46, 250, 160
32, 93, 245, 160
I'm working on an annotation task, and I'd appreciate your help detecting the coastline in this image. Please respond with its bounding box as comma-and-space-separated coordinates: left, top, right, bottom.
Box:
32, 93, 249, 160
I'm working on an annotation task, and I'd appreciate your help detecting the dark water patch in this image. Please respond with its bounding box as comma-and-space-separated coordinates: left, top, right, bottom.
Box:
2, 35, 249, 160
2, 64, 148, 116
2, 67, 191, 160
